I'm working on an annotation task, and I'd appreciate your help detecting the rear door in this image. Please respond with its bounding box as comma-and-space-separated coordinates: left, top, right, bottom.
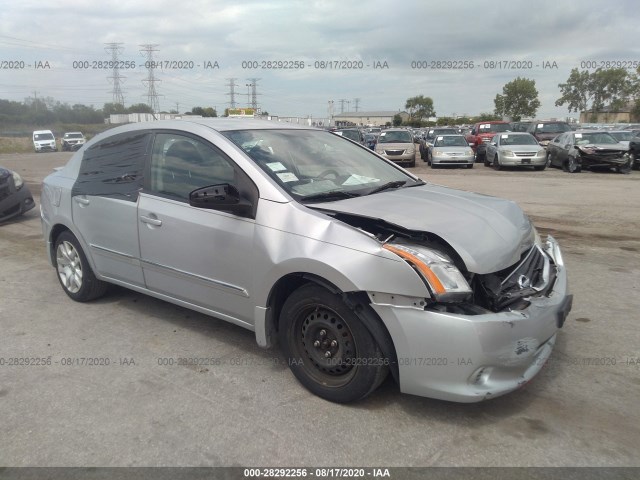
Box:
71, 130, 151, 287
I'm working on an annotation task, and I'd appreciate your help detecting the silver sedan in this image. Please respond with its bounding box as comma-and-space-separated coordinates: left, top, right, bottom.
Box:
485, 132, 547, 170
41, 119, 572, 403
429, 135, 475, 168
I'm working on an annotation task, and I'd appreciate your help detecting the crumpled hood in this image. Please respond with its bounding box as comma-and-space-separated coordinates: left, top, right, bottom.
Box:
313, 184, 535, 274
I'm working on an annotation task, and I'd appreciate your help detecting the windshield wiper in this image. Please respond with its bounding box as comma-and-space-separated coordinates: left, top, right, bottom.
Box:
367, 180, 407, 195
301, 190, 360, 203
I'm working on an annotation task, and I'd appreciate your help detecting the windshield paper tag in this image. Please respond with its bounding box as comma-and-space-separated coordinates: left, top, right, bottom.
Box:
266, 162, 286, 172
575, 133, 582, 138
276, 172, 298, 182
501, 134, 508, 139
342, 174, 379, 185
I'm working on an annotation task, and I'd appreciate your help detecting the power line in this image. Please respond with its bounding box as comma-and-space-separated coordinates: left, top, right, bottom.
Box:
105, 43, 125, 106
139, 44, 162, 113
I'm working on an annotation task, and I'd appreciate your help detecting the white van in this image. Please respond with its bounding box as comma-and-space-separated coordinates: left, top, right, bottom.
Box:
32, 130, 57, 152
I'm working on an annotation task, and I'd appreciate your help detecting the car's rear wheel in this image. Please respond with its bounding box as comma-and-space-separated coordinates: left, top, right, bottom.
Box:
546, 152, 552, 168
54, 231, 108, 302
279, 284, 389, 403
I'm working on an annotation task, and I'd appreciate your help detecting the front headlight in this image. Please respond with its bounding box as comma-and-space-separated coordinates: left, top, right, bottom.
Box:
536, 149, 546, 157
432, 149, 440, 156
466, 149, 474, 156
11, 171, 24, 190
383, 242, 472, 302
500, 149, 515, 157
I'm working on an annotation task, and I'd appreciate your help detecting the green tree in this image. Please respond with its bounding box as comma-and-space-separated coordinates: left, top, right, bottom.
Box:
405, 95, 435, 122
103, 103, 127, 116
493, 77, 540, 121
392, 114, 403, 126
556, 67, 640, 116
127, 103, 154, 114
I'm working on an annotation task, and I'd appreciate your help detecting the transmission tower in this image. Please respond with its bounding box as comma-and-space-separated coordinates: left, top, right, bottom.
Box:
139, 44, 162, 113
105, 43, 125, 106
247, 78, 260, 110
226, 78, 238, 108
353, 98, 361, 112
339, 99, 347, 113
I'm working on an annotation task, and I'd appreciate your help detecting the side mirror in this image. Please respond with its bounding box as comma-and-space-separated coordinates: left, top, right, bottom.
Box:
491, 142, 497, 146
189, 184, 253, 217
471, 129, 476, 135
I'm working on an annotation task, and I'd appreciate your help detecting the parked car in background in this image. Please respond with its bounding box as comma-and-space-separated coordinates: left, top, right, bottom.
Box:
0, 166, 35, 222
61, 132, 86, 151
32, 130, 57, 152
526, 121, 572, 146
607, 130, 634, 148
332, 128, 365, 145
375, 128, 416, 167
363, 133, 377, 150
485, 133, 547, 170
628, 130, 640, 170
421, 128, 457, 161
40, 119, 572, 403
465, 121, 512, 163
428, 135, 474, 168
546, 130, 631, 173
510, 121, 533, 132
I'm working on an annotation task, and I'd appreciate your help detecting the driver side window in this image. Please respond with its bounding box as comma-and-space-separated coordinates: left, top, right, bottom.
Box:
150, 133, 235, 200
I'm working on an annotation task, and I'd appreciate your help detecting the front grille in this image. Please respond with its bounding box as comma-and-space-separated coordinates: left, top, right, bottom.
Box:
515, 152, 537, 157
475, 245, 556, 311
385, 149, 404, 155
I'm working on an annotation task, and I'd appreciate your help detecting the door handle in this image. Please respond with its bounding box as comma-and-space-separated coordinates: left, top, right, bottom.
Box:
74, 196, 90, 206
140, 215, 162, 227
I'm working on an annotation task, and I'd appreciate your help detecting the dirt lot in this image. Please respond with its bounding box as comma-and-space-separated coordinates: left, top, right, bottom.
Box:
1, 152, 639, 467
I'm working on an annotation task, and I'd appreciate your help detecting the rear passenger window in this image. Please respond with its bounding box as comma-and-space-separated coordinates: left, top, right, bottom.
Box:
72, 130, 151, 201
150, 133, 236, 200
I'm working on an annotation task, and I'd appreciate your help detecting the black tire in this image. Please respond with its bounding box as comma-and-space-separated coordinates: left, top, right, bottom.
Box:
430, 162, 439, 169
617, 156, 632, 174
546, 152, 552, 168
564, 156, 581, 173
466, 163, 474, 169
492, 155, 502, 170
406, 159, 416, 168
54, 231, 108, 302
631, 152, 639, 170
533, 164, 546, 171
279, 283, 389, 403
482, 153, 490, 166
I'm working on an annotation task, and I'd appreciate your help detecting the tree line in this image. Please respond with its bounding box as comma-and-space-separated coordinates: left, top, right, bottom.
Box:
0, 97, 218, 127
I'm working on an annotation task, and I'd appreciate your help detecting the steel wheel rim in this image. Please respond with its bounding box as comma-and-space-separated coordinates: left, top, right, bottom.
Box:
568, 157, 577, 172
56, 241, 83, 293
293, 305, 357, 387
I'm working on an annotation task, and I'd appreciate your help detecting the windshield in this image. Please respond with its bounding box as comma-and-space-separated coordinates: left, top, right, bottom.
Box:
434, 136, 468, 147
34, 133, 54, 140
478, 123, 511, 133
64, 133, 83, 139
499, 134, 538, 146
609, 131, 632, 142
377, 130, 413, 143
223, 129, 421, 202
575, 133, 619, 145
337, 130, 361, 142
538, 123, 571, 133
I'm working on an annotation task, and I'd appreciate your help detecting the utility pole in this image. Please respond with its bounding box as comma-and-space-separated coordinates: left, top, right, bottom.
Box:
339, 99, 347, 113
353, 98, 360, 112
328, 100, 334, 127
139, 44, 161, 114
226, 78, 238, 109
175, 102, 180, 114
105, 42, 125, 106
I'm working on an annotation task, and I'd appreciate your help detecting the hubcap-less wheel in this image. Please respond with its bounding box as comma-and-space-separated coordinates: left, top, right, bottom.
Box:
56, 241, 83, 293
298, 306, 357, 384
567, 156, 579, 173
280, 284, 389, 402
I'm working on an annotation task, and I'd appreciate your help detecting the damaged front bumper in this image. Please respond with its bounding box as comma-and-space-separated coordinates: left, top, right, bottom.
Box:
368, 236, 571, 403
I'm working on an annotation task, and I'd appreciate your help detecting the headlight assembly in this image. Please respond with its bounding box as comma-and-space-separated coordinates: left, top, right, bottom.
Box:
383, 242, 472, 302
11, 171, 24, 190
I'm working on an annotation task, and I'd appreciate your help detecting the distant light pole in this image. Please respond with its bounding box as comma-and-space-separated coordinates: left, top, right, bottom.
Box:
246, 83, 253, 108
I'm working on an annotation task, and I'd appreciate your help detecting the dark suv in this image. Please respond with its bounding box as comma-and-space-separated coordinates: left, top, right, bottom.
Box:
526, 121, 572, 146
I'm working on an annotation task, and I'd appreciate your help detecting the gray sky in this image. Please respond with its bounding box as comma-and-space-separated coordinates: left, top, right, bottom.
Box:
0, 0, 638, 120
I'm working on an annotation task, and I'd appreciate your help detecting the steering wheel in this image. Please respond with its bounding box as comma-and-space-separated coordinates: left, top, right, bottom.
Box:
317, 169, 341, 180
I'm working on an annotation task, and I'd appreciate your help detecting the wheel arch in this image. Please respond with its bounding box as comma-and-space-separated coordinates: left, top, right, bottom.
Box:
260, 272, 399, 382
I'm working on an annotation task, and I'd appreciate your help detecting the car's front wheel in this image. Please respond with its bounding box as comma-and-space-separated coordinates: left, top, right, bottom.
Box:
54, 231, 108, 302
564, 156, 581, 173
279, 284, 389, 403
617, 156, 632, 174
